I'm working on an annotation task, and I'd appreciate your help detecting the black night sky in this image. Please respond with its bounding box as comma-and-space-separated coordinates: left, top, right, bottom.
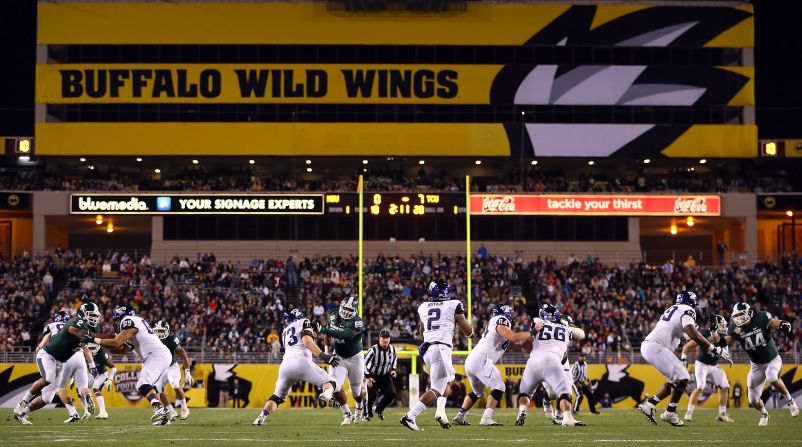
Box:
0, 0, 800, 138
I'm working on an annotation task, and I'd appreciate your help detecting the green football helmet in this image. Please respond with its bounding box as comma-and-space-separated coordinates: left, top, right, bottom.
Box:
731, 303, 753, 327
339, 296, 358, 320
154, 320, 170, 340
78, 302, 101, 327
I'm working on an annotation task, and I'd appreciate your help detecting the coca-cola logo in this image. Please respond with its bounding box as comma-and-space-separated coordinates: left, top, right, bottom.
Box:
674, 197, 708, 214
482, 196, 515, 213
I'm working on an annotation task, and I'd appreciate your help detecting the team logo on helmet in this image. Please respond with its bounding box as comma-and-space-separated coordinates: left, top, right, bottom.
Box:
339, 296, 359, 320
709, 314, 727, 334
53, 310, 70, 323
428, 279, 454, 302
731, 302, 753, 327
154, 320, 170, 340
538, 303, 561, 323
283, 308, 305, 323
112, 306, 134, 322
78, 302, 101, 327
675, 291, 699, 308
492, 304, 514, 321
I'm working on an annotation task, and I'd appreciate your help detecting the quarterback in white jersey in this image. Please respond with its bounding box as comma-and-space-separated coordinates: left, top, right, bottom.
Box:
401, 279, 473, 431
638, 291, 731, 427
517, 304, 585, 427
453, 305, 532, 426
91, 306, 174, 426
253, 309, 340, 426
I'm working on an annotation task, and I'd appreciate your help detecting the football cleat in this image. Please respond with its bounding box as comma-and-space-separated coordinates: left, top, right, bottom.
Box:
169, 408, 178, 422
95, 410, 109, 419
83, 393, 95, 415
64, 414, 80, 423
660, 411, 685, 427
561, 412, 578, 426
13, 413, 32, 425
180, 406, 190, 420
479, 418, 502, 426
400, 416, 422, 431
683, 411, 693, 421
788, 401, 799, 417
435, 413, 451, 429
341, 414, 354, 425
13, 401, 26, 417
515, 411, 527, 426
253, 413, 267, 426
758, 412, 769, 426
543, 401, 554, 419
81, 411, 91, 420
151, 405, 169, 422
153, 415, 171, 426
318, 388, 335, 406
376, 411, 384, 421
637, 401, 658, 425
452, 413, 470, 426
716, 413, 734, 423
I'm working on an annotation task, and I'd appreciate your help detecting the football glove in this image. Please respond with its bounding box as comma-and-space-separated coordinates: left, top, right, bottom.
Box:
79, 334, 95, 345
90, 367, 99, 378
185, 368, 193, 387
311, 320, 322, 332
680, 354, 688, 368
106, 367, 117, 392
319, 352, 340, 367
708, 345, 733, 366
779, 320, 792, 333
103, 377, 113, 392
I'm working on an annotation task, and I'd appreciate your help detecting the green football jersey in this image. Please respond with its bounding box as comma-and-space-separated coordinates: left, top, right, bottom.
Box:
93, 348, 108, 374
43, 317, 93, 362
161, 334, 180, 365
324, 314, 364, 358
727, 311, 779, 364
696, 329, 720, 366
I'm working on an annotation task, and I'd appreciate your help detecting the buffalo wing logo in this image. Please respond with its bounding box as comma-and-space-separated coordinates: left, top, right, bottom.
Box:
115, 368, 144, 402
763, 196, 776, 209
674, 197, 708, 214
761, 367, 802, 408
481, 196, 516, 213
7, 194, 19, 207
592, 364, 645, 404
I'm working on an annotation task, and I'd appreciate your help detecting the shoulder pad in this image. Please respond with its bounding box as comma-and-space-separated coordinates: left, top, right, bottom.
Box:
173, 337, 180, 345
353, 319, 364, 330
683, 309, 696, 319
455, 302, 466, 314
120, 318, 135, 330
496, 316, 511, 328
763, 311, 773, 320
302, 319, 312, 330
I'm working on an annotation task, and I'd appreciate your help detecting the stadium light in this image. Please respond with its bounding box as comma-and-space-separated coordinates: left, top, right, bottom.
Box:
154, 169, 161, 174
305, 159, 312, 165
686, 216, 694, 227
588, 160, 595, 166
700, 159, 707, 164
18, 155, 30, 162
79, 157, 86, 162
419, 160, 425, 165
475, 160, 482, 165
306, 167, 312, 173
192, 159, 199, 164
788, 210, 794, 217
88, 165, 95, 170
670, 224, 678, 235
106, 222, 114, 233
96, 215, 103, 225
531, 160, 538, 166
136, 157, 142, 162
249, 159, 255, 165
643, 158, 651, 164
362, 159, 369, 165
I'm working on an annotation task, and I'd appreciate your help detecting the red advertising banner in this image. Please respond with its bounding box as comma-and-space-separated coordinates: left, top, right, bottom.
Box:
470, 194, 721, 216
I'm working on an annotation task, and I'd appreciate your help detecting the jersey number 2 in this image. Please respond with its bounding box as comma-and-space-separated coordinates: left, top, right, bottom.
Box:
427, 308, 441, 331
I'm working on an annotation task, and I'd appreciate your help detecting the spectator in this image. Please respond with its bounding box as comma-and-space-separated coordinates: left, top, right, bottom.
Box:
717, 241, 729, 266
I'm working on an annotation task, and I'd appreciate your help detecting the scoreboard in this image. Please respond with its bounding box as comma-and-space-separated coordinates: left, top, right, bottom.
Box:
325, 193, 466, 216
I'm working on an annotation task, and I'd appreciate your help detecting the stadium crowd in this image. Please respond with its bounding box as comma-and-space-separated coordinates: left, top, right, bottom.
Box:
0, 250, 799, 357
1, 163, 794, 193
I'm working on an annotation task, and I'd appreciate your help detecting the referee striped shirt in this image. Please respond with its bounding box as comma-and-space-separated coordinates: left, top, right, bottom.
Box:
365, 344, 397, 376
571, 361, 589, 383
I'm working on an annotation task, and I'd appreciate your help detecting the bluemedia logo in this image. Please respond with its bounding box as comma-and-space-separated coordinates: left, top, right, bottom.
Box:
156, 197, 172, 211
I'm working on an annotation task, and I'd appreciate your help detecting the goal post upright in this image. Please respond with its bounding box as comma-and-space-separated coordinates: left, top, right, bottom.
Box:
358, 174, 364, 319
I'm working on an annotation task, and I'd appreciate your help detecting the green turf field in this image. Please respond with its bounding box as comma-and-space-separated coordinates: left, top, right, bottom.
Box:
2, 408, 799, 446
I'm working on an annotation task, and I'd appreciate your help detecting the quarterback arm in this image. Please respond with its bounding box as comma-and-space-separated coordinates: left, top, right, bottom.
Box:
456, 313, 473, 337
496, 324, 532, 344
94, 328, 137, 349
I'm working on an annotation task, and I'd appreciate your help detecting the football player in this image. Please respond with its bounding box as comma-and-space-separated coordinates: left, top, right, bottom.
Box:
86, 342, 116, 419
253, 309, 339, 426
453, 304, 531, 426
516, 304, 584, 427
638, 291, 731, 427
401, 279, 474, 431
312, 296, 367, 425
724, 303, 799, 426
88, 306, 174, 425
681, 314, 733, 423
13, 304, 105, 425
154, 320, 193, 421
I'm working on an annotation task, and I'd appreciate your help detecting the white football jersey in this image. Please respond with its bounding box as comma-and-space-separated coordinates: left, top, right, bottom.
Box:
474, 315, 512, 363
119, 316, 170, 358
644, 303, 696, 350
44, 322, 65, 337
530, 320, 571, 360
418, 299, 465, 345
282, 318, 314, 358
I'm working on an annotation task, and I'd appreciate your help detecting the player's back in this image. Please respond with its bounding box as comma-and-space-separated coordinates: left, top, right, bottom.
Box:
531, 320, 571, 360
44, 322, 65, 337
645, 304, 696, 350
120, 316, 168, 358
418, 299, 463, 345
282, 318, 313, 358
475, 315, 511, 362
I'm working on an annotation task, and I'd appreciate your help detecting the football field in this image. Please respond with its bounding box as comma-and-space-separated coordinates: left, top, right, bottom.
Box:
2, 408, 799, 446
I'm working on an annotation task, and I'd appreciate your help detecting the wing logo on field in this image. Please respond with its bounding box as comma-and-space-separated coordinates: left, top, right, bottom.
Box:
206, 364, 252, 408
592, 364, 645, 404
760, 367, 802, 408
0, 365, 40, 407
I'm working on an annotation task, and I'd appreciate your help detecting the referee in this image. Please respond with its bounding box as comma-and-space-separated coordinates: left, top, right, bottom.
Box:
571, 352, 599, 414
364, 329, 398, 420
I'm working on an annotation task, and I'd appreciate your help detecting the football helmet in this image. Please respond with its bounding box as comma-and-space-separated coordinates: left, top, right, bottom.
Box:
428, 279, 454, 302
87, 342, 101, 355
560, 314, 574, 327
731, 303, 753, 327
154, 320, 170, 340
709, 314, 727, 334
53, 310, 70, 323
112, 305, 135, 322
78, 302, 101, 327
339, 296, 359, 320
538, 304, 561, 323
675, 291, 698, 308
492, 304, 514, 321
283, 308, 305, 323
